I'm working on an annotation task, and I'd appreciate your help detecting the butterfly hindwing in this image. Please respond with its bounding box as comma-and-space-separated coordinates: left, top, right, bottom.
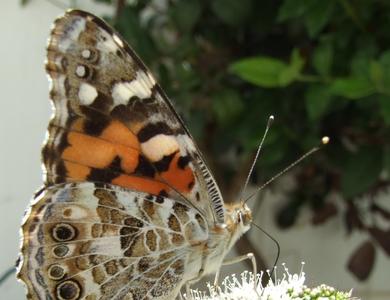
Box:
43, 9, 225, 224
18, 182, 208, 299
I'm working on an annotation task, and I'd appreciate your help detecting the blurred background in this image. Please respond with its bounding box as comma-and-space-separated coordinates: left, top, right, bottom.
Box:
1, 0, 390, 299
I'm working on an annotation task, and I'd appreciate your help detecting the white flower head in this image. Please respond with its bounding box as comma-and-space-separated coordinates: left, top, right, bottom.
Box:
185, 263, 356, 300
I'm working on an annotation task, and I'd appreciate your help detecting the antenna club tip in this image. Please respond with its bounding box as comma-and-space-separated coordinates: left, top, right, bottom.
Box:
269, 115, 275, 121
321, 136, 330, 145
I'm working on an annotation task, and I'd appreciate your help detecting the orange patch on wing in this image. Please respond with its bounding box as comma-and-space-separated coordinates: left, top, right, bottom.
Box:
62, 132, 139, 173
64, 161, 90, 180
101, 120, 140, 150
160, 153, 195, 194
116, 146, 140, 173
70, 118, 84, 131
129, 122, 145, 135
112, 175, 170, 195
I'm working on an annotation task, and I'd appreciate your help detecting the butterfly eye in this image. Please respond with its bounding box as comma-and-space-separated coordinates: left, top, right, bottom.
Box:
237, 211, 242, 223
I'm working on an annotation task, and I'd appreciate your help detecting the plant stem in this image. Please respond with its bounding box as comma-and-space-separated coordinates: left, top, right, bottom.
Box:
115, 0, 126, 20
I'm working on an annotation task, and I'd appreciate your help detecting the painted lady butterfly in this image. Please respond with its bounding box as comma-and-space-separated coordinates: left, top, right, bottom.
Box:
17, 10, 256, 300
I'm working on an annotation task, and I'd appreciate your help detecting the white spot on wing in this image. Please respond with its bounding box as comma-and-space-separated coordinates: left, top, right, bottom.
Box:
103, 38, 118, 52
62, 205, 88, 219
78, 83, 98, 105
50, 75, 69, 127
112, 83, 132, 105
176, 134, 196, 153
81, 49, 91, 59
112, 70, 155, 106
141, 134, 179, 162
96, 28, 118, 52
115, 190, 148, 219
75, 65, 86, 77
157, 200, 173, 221
113, 34, 124, 47
58, 18, 86, 52
88, 236, 123, 256
147, 72, 156, 85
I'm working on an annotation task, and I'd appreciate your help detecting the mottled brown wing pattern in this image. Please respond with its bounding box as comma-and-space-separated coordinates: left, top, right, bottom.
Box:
17, 182, 208, 300
43, 10, 225, 224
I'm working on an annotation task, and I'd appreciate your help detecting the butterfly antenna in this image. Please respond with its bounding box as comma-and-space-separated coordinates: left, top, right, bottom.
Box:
239, 115, 274, 202
251, 222, 280, 285
0, 266, 15, 286
244, 136, 330, 204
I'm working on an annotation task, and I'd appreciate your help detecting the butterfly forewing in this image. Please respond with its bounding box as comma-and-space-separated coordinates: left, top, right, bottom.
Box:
43, 10, 225, 223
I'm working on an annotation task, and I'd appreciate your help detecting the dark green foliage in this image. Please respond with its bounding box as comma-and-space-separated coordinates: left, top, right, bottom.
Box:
341, 146, 383, 198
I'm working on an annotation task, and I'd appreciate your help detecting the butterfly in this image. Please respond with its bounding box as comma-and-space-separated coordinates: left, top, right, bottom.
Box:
17, 9, 256, 300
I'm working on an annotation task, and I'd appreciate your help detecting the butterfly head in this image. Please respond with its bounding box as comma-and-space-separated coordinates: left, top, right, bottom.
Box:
225, 201, 252, 235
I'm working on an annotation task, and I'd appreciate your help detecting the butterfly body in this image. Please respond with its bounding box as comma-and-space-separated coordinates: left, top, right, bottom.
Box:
17, 10, 252, 300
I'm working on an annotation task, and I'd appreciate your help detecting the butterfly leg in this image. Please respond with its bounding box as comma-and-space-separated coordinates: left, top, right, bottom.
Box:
185, 283, 191, 300
179, 291, 185, 300
214, 253, 257, 292
184, 267, 205, 300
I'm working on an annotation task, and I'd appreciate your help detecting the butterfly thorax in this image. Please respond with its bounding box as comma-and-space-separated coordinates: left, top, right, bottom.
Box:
199, 202, 252, 276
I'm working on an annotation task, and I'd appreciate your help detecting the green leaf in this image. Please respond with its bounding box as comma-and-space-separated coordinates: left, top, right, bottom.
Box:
211, 0, 252, 27
378, 95, 390, 125
379, 50, 390, 88
187, 109, 206, 140
290, 48, 305, 69
230, 57, 288, 87
341, 146, 383, 198
279, 49, 305, 86
384, 148, 390, 175
176, 63, 200, 90
277, 0, 312, 21
170, 0, 202, 33
330, 77, 376, 99
369, 61, 384, 88
313, 40, 333, 77
212, 89, 244, 125
115, 7, 156, 65
304, 1, 335, 38
350, 48, 376, 78
379, 50, 390, 66
305, 85, 333, 121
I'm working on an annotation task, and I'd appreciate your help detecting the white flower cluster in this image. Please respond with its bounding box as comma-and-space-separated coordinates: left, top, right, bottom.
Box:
185, 264, 355, 300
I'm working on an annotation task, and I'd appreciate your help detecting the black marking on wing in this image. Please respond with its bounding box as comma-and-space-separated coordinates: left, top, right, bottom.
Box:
87, 156, 122, 182
135, 155, 156, 177
137, 122, 174, 143
177, 155, 191, 169
154, 153, 176, 172
83, 116, 110, 136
